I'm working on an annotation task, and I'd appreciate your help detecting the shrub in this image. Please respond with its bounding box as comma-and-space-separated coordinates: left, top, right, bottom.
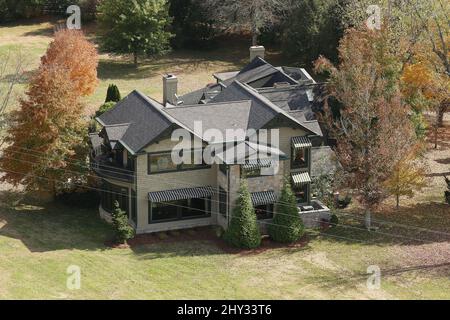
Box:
95, 101, 116, 118
112, 201, 135, 243
223, 180, 261, 249
105, 84, 121, 102
336, 195, 352, 209
269, 178, 304, 243
329, 214, 339, 227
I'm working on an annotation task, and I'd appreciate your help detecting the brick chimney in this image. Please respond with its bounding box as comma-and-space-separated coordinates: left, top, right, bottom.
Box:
162, 74, 178, 106
249, 45, 265, 61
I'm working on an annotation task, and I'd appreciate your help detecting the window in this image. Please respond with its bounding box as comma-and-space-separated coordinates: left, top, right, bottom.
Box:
148, 152, 178, 173
219, 187, 227, 217
292, 183, 308, 203
291, 146, 309, 169
241, 167, 261, 178
101, 180, 129, 214
148, 150, 209, 174
255, 204, 274, 220
149, 197, 211, 223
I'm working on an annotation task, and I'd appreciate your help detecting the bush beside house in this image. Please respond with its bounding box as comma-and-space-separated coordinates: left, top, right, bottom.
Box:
112, 201, 134, 244
268, 178, 304, 243
223, 180, 261, 249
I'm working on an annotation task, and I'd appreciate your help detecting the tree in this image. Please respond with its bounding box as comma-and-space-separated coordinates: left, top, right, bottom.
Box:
342, 0, 449, 131
41, 29, 98, 96
105, 84, 121, 102
0, 30, 98, 195
0, 49, 26, 137
314, 28, 416, 229
201, 0, 292, 46
112, 201, 135, 244
384, 147, 427, 208
168, 0, 217, 49
268, 178, 304, 243
223, 179, 261, 249
97, 0, 173, 66
96, 101, 116, 118
282, 0, 343, 67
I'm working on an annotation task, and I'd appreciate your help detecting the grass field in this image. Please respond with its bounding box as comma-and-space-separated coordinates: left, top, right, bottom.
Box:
0, 19, 449, 300
0, 18, 287, 116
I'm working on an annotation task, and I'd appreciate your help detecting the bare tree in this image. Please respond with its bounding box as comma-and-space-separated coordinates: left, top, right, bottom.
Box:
0, 49, 26, 147
201, 0, 293, 45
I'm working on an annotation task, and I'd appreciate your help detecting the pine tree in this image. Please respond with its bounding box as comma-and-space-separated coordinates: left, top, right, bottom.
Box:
268, 178, 304, 243
112, 201, 135, 244
105, 84, 121, 102
223, 179, 261, 249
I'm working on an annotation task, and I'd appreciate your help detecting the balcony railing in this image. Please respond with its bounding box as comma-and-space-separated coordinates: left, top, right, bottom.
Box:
91, 154, 135, 182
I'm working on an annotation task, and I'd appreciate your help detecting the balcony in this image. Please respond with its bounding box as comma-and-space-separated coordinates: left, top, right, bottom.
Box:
91, 154, 135, 183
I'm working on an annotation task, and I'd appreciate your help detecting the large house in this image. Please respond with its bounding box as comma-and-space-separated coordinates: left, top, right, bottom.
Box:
89, 46, 334, 234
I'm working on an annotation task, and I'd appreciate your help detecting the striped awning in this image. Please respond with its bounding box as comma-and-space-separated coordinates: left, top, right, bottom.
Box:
291, 172, 311, 186
292, 136, 312, 149
148, 186, 215, 202
242, 159, 276, 170
251, 190, 276, 206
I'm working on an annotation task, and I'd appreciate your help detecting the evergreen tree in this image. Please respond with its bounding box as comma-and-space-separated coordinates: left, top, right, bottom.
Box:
223, 180, 261, 249
105, 84, 121, 102
268, 178, 304, 243
97, 0, 173, 66
112, 201, 135, 244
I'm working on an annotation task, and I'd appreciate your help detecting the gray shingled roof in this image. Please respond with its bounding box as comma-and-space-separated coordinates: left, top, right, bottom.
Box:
221, 57, 298, 88
97, 90, 177, 154
94, 59, 325, 154
178, 83, 222, 105
164, 101, 253, 142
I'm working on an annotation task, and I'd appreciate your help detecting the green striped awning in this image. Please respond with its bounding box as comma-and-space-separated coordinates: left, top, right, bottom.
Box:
292, 136, 312, 149
242, 159, 275, 170
251, 191, 276, 206
148, 186, 215, 202
291, 172, 311, 186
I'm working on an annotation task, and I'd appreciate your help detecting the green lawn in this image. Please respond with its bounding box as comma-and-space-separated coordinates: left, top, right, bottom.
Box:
0, 190, 449, 300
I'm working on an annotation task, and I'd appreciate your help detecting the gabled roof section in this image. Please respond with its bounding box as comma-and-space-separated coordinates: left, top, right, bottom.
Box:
210, 80, 318, 135
221, 57, 298, 88
178, 83, 222, 105
257, 84, 317, 120
96, 90, 187, 154
164, 101, 253, 142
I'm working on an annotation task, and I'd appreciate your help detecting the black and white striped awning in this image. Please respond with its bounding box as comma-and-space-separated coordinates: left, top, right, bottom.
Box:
242, 159, 276, 170
292, 136, 312, 149
251, 190, 276, 206
291, 172, 311, 186
148, 186, 215, 202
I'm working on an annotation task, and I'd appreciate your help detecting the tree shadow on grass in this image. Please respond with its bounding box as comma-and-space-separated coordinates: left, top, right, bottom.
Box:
0, 190, 113, 252
317, 202, 450, 247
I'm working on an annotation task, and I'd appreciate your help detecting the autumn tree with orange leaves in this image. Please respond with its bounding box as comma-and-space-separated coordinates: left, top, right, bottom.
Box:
0, 30, 98, 196
314, 28, 417, 229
